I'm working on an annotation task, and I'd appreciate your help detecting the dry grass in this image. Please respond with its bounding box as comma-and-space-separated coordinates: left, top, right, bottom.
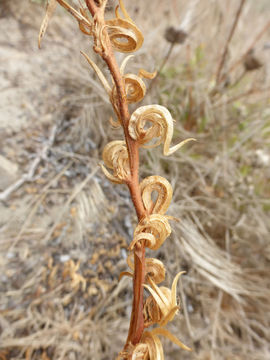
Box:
0, 0, 270, 359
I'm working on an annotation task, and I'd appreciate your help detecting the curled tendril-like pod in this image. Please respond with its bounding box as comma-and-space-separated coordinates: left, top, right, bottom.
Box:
116, 55, 156, 104
104, 0, 143, 53
124, 257, 165, 284
140, 176, 172, 215
101, 140, 130, 183
145, 258, 166, 284
106, 18, 143, 53
128, 105, 196, 155
129, 214, 171, 251
123, 74, 146, 103
144, 272, 185, 327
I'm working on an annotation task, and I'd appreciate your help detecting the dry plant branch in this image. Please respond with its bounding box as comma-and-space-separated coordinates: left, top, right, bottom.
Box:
39, 0, 195, 358
216, 0, 247, 84
220, 19, 270, 83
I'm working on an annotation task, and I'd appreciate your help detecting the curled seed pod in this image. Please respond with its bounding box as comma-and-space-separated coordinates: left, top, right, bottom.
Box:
106, 19, 143, 53
111, 73, 146, 105
128, 105, 196, 155
126, 256, 165, 285
124, 74, 146, 103
145, 258, 166, 284
144, 272, 185, 326
129, 214, 171, 251
112, 55, 156, 104
101, 140, 130, 183
105, 0, 143, 53
140, 176, 173, 215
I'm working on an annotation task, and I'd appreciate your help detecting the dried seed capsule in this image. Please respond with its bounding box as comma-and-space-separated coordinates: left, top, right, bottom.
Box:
101, 140, 130, 183
140, 176, 173, 215
128, 105, 195, 155
129, 214, 171, 251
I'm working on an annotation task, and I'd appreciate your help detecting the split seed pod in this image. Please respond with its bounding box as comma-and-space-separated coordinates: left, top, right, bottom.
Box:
144, 272, 185, 326
128, 104, 196, 155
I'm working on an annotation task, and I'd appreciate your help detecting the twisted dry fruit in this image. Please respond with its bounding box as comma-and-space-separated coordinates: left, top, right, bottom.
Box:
129, 214, 171, 251
101, 140, 130, 183
140, 176, 173, 215
144, 272, 185, 326
128, 104, 196, 155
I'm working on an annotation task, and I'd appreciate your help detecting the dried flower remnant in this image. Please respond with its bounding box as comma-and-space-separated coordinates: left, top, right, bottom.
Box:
164, 26, 188, 45
39, 0, 194, 358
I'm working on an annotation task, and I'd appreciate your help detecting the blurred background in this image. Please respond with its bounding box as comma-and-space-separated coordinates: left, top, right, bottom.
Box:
0, 0, 269, 359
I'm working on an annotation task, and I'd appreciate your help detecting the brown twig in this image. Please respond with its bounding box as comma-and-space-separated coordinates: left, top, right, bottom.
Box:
216, 0, 246, 84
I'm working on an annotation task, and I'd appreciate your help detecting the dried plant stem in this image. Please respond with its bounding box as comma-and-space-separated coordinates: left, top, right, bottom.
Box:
86, 0, 147, 346
39, 1, 194, 357
148, 42, 175, 93
216, 0, 246, 84
225, 20, 270, 78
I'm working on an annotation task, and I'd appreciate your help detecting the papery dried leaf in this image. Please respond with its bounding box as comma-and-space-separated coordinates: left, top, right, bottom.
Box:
140, 176, 172, 215
81, 51, 112, 95
38, 0, 57, 48
129, 214, 171, 251
128, 105, 196, 155
101, 140, 130, 183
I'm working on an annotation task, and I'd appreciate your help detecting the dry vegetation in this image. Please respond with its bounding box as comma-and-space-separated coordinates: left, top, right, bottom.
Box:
0, 0, 270, 359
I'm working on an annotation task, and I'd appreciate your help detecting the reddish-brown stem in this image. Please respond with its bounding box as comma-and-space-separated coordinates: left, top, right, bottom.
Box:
85, 0, 147, 348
